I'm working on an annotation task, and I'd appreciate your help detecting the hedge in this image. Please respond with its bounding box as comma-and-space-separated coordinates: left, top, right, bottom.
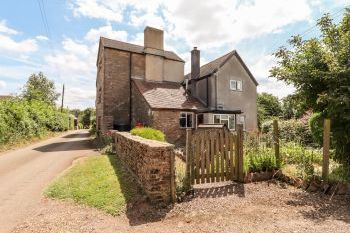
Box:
0, 97, 74, 145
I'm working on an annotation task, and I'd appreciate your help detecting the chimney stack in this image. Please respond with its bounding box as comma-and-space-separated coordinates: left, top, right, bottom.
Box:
144, 26, 164, 50
191, 47, 200, 96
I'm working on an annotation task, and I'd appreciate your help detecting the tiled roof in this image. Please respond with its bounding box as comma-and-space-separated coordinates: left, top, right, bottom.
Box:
185, 50, 258, 85
133, 79, 205, 110
100, 37, 184, 62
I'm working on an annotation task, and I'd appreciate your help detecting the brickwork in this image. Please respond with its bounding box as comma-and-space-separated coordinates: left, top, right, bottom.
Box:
114, 132, 175, 205
131, 81, 152, 127
103, 48, 131, 128
152, 110, 187, 146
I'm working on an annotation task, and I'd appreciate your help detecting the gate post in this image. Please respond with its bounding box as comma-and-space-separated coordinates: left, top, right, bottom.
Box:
273, 119, 280, 168
236, 124, 244, 182
185, 128, 193, 190
322, 118, 331, 180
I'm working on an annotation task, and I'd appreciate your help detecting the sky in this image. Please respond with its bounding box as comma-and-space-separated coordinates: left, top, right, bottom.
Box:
0, 0, 349, 109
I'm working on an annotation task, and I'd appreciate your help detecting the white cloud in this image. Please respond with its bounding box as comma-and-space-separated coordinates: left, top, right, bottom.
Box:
84, 24, 128, 42
36, 35, 49, 41
0, 20, 18, 35
163, 0, 312, 48
0, 34, 38, 53
63, 86, 95, 109
69, 0, 312, 49
250, 54, 295, 98
0, 80, 6, 89
71, 0, 124, 22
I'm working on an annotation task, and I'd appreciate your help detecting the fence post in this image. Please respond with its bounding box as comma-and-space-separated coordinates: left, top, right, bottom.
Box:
185, 128, 193, 190
273, 119, 280, 168
322, 118, 331, 180
236, 124, 244, 182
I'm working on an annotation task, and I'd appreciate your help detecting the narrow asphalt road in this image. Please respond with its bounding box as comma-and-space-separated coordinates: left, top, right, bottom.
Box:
0, 130, 97, 233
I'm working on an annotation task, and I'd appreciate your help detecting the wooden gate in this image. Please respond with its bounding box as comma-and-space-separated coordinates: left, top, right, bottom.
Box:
185, 125, 244, 186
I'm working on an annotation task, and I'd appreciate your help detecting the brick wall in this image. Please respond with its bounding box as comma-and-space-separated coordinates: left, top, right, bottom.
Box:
152, 110, 187, 146
114, 132, 175, 205
131, 81, 153, 127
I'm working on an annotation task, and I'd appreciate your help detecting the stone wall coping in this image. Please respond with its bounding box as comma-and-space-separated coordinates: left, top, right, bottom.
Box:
114, 131, 174, 148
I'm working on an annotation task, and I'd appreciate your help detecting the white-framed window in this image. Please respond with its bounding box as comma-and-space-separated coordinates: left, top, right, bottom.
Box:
179, 112, 193, 128
238, 115, 246, 130
230, 80, 242, 91
213, 114, 235, 130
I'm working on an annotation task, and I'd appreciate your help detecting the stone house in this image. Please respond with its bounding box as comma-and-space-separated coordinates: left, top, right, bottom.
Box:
96, 26, 258, 145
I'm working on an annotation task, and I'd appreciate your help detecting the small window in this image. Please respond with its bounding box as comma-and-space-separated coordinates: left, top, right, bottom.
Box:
230, 80, 237, 90
213, 114, 235, 130
238, 115, 246, 130
179, 112, 193, 128
230, 80, 242, 91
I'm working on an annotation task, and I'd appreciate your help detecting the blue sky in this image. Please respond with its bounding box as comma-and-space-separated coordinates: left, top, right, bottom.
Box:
0, 0, 349, 109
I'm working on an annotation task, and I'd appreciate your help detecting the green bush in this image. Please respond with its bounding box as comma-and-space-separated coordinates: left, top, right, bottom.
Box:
0, 97, 72, 145
130, 127, 165, 142
244, 147, 279, 173
309, 112, 323, 146
261, 119, 313, 146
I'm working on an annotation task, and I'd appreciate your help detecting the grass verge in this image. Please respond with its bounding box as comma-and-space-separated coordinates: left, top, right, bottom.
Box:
45, 154, 139, 216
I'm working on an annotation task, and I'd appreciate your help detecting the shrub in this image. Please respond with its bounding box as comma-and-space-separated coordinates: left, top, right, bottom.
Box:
244, 147, 279, 173
130, 127, 165, 142
261, 119, 314, 146
0, 97, 72, 145
309, 112, 323, 146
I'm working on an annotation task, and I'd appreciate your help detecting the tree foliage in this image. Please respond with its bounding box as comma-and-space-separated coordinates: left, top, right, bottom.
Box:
257, 92, 282, 128
22, 72, 60, 105
270, 10, 350, 164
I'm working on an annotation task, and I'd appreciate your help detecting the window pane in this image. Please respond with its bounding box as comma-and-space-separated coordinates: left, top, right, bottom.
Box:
221, 115, 228, 120
229, 115, 235, 129
180, 113, 186, 117
230, 80, 237, 90
187, 114, 192, 127
221, 119, 229, 128
214, 115, 220, 124
237, 80, 242, 91
179, 117, 186, 127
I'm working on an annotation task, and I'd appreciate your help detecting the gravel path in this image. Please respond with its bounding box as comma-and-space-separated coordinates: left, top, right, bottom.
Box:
12, 181, 350, 233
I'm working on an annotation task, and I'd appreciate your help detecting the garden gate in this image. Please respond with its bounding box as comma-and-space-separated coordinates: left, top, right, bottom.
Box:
185, 124, 244, 186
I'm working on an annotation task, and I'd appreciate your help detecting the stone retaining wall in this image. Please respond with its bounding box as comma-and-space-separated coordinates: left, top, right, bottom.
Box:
114, 132, 175, 205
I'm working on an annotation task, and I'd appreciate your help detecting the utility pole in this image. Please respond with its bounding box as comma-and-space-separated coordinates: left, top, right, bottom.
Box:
61, 84, 65, 112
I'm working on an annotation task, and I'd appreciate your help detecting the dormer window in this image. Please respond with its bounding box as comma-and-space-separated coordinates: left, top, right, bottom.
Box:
230, 80, 242, 91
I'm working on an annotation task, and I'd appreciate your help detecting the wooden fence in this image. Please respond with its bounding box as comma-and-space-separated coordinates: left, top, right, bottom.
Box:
185, 124, 244, 188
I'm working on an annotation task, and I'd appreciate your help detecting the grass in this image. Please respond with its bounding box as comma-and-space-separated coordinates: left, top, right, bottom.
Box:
45, 154, 139, 216
130, 127, 165, 142
175, 157, 187, 196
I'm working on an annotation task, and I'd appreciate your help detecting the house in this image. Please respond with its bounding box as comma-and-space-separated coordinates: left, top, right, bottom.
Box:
96, 26, 258, 145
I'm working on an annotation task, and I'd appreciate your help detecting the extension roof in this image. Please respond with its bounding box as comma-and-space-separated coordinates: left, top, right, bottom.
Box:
133, 79, 205, 111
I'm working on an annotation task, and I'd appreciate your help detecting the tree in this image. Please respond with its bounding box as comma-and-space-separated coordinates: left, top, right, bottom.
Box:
257, 92, 282, 128
270, 9, 350, 164
281, 94, 306, 119
81, 108, 95, 128
22, 72, 60, 105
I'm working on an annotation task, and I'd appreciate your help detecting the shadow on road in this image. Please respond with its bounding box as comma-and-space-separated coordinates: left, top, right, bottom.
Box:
62, 132, 91, 138
33, 139, 93, 152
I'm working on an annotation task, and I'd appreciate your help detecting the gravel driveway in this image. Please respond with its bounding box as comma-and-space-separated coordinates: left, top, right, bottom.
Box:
12, 181, 350, 233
